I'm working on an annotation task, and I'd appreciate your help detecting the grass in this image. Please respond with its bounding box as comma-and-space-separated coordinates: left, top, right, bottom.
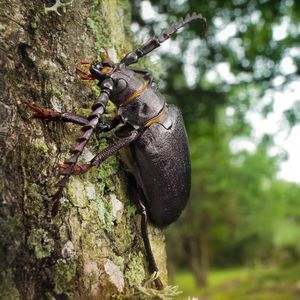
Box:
173, 265, 300, 300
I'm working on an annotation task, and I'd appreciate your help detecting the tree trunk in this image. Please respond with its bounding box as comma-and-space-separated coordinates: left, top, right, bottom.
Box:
185, 237, 208, 287
197, 213, 210, 287
0, 0, 167, 298
184, 211, 210, 287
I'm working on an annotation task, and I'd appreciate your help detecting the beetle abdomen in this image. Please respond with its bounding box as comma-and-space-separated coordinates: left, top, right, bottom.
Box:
130, 105, 191, 228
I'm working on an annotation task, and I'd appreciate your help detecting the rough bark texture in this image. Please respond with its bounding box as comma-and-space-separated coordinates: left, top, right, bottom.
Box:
0, 0, 167, 299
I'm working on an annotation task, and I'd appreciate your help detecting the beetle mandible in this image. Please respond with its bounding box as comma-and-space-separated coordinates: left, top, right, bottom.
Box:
28, 12, 207, 289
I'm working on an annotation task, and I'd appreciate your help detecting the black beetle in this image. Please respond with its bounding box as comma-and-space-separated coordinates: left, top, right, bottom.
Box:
28, 12, 207, 289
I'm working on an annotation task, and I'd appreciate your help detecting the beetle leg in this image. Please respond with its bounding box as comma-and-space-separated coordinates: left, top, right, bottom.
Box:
52, 126, 143, 216
90, 127, 143, 166
27, 103, 88, 125
128, 180, 164, 290
27, 103, 62, 121
139, 201, 164, 290
57, 126, 143, 176
28, 103, 121, 131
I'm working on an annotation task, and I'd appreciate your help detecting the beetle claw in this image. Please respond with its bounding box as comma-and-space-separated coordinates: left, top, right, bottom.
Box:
27, 103, 61, 120
76, 61, 95, 81
79, 75, 95, 81
80, 60, 91, 65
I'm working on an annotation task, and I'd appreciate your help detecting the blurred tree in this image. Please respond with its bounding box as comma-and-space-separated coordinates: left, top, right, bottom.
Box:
226, 144, 280, 264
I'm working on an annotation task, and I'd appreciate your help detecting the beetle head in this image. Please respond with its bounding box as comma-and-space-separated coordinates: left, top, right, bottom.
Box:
89, 60, 115, 81
76, 47, 116, 82
89, 47, 116, 81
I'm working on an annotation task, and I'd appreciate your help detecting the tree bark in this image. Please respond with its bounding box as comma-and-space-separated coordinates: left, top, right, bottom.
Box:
0, 0, 167, 299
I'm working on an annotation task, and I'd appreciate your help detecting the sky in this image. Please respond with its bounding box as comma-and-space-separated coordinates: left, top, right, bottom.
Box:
231, 84, 300, 183
137, 0, 300, 183
210, 17, 300, 183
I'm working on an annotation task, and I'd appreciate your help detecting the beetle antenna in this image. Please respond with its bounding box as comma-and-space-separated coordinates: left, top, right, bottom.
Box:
101, 46, 111, 62
158, 12, 207, 42
121, 12, 207, 65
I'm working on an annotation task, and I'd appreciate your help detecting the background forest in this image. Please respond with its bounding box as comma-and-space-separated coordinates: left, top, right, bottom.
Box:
131, 0, 300, 299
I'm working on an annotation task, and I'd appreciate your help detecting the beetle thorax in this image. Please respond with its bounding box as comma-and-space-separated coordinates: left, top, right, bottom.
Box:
110, 68, 145, 106
109, 68, 165, 129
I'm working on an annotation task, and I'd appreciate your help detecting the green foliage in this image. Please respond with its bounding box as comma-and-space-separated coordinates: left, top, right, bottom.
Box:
175, 266, 300, 300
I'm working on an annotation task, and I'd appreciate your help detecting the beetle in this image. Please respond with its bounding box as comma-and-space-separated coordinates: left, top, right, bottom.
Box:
28, 12, 207, 289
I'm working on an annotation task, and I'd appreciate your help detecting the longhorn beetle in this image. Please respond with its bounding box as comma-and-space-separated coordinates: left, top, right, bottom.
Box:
28, 13, 207, 289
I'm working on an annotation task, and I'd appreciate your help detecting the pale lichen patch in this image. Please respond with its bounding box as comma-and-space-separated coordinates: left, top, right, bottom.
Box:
86, 184, 96, 200
61, 240, 76, 259
95, 195, 115, 231
104, 259, 125, 292
83, 259, 102, 296
67, 177, 90, 208
110, 193, 124, 223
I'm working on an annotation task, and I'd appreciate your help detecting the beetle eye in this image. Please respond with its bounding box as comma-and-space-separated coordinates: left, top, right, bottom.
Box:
101, 66, 111, 73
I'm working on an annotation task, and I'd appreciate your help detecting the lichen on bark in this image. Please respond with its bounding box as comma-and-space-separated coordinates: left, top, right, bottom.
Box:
0, 0, 168, 299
